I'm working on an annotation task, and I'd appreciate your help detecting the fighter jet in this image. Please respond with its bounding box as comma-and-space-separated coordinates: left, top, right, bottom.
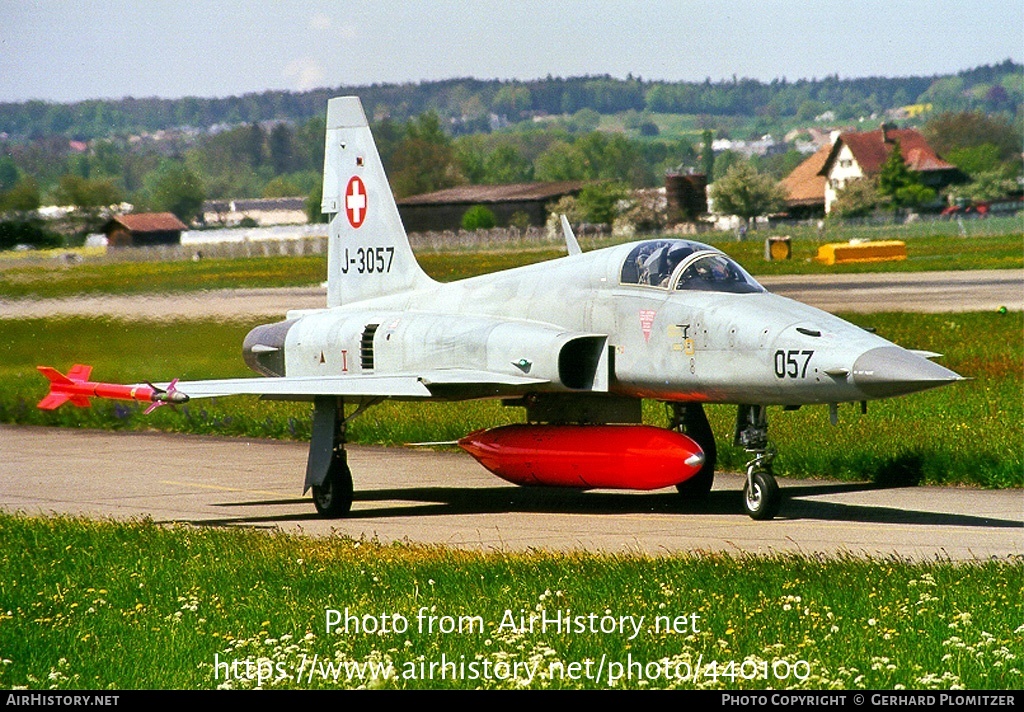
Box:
38, 96, 962, 520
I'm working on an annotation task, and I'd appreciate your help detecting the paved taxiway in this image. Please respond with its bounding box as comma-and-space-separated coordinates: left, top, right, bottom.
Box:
2, 426, 1020, 561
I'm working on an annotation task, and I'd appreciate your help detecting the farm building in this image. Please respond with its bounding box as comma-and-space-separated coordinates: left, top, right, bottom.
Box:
780, 144, 831, 218
396, 181, 586, 232
818, 126, 962, 213
780, 126, 963, 216
202, 197, 308, 226
103, 213, 188, 247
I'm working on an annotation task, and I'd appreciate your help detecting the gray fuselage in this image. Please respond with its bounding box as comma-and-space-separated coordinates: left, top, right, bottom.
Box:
259, 239, 959, 408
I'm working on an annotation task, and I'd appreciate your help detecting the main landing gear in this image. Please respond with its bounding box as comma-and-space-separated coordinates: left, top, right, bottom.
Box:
669, 402, 717, 499
312, 455, 353, 517
735, 405, 780, 520
306, 396, 379, 518
669, 402, 781, 519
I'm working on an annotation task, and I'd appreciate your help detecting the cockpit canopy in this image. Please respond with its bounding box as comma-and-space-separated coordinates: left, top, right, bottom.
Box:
619, 239, 764, 294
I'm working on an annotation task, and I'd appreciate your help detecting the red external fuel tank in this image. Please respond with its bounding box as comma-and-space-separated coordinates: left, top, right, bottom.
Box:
457, 424, 705, 490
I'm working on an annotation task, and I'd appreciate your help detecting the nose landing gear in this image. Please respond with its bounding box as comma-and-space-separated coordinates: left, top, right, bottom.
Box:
742, 448, 779, 520
735, 405, 781, 520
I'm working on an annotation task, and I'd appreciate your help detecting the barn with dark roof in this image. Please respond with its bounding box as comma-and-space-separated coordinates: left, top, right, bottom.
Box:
396, 181, 586, 232
103, 213, 188, 247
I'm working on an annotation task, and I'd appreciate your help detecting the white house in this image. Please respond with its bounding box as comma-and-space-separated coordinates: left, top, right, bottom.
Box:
818, 125, 960, 213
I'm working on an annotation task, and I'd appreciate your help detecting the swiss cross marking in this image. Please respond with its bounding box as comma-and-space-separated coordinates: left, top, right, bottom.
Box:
345, 176, 367, 228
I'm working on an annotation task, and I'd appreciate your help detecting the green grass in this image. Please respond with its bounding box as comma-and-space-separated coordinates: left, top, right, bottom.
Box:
711, 231, 1024, 276
0, 513, 1020, 690
0, 255, 330, 299
1, 312, 1020, 488
0, 222, 1020, 299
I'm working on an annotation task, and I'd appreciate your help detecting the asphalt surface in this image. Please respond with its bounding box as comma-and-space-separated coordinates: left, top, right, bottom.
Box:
2, 426, 1020, 561
761, 269, 1023, 313
1, 269, 1021, 319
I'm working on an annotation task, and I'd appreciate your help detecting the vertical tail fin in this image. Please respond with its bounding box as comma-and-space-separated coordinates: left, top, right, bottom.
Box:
321, 97, 434, 307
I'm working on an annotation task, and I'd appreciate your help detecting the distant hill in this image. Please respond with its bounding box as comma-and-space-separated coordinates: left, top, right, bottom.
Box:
1, 61, 1020, 140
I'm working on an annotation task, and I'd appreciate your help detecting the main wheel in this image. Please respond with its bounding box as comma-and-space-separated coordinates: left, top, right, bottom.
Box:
312, 457, 353, 517
742, 469, 780, 520
675, 461, 714, 498
673, 404, 716, 499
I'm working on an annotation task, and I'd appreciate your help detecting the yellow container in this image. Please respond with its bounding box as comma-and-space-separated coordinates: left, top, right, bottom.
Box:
764, 236, 791, 261
815, 240, 906, 265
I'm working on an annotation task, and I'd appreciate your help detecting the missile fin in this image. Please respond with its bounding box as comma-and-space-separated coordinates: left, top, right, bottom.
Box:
37, 393, 70, 410
37, 366, 74, 386
67, 364, 93, 382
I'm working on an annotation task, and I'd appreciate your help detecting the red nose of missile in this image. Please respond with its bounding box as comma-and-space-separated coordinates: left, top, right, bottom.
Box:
458, 424, 705, 490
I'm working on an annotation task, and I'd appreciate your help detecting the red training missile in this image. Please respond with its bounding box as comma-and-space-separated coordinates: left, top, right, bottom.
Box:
458, 424, 705, 490
36, 364, 188, 413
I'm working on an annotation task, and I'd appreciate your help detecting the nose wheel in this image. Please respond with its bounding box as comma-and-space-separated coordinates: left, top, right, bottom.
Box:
742, 449, 779, 520
736, 405, 782, 520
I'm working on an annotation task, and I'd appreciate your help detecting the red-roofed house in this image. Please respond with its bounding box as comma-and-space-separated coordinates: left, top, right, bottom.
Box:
780, 144, 831, 217
818, 125, 961, 213
103, 212, 188, 247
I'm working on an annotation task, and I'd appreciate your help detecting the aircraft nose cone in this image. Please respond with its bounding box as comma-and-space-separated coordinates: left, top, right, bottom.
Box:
852, 346, 963, 398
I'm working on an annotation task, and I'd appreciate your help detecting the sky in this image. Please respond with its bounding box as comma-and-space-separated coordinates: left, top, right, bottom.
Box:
1, 0, 1021, 104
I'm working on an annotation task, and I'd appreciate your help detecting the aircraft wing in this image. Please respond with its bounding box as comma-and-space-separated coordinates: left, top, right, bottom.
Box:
161, 369, 550, 401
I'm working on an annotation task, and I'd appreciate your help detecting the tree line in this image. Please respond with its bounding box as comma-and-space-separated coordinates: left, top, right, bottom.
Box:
1, 61, 1019, 140
0, 108, 706, 230
3, 109, 1017, 249
0, 62, 1020, 245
